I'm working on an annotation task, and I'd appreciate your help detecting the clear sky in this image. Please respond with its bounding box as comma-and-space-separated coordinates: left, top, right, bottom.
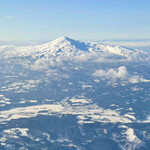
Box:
0, 0, 150, 41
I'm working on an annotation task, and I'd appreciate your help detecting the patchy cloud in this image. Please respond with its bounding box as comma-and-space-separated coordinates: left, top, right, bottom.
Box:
93, 66, 128, 79
30, 57, 63, 70
72, 52, 99, 63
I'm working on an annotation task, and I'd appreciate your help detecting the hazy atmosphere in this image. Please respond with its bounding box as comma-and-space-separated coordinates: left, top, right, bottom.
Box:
0, 0, 150, 41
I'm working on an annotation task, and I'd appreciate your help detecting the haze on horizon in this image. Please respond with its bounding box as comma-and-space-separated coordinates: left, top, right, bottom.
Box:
0, 0, 150, 41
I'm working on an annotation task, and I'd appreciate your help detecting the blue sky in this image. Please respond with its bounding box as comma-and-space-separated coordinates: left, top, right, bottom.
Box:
0, 0, 150, 41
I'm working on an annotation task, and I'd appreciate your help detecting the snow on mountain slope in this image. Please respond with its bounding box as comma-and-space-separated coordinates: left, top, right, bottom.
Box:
37, 36, 89, 52
33, 37, 91, 59
28, 37, 148, 72
34, 37, 147, 59
0, 37, 147, 61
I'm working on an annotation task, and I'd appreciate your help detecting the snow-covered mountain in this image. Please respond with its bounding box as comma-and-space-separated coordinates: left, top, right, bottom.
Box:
0, 37, 150, 150
0, 36, 147, 60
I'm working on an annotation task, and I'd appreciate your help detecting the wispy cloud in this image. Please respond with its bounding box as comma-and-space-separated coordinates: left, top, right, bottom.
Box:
3, 15, 16, 20
106, 41, 150, 48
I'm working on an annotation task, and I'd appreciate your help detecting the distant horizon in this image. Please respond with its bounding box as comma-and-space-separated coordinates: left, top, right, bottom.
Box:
0, 36, 150, 43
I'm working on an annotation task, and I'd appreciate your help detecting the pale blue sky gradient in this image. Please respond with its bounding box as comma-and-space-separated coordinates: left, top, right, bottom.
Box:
0, 0, 150, 41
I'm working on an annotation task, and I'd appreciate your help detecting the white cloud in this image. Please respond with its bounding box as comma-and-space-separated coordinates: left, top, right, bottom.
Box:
129, 76, 150, 84
107, 41, 150, 52
93, 66, 128, 79
30, 57, 63, 70
71, 51, 99, 63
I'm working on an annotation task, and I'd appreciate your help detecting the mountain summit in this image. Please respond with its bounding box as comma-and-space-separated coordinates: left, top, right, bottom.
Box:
52, 36, 89, 51
39, 36, 89, 52
36, 37, 146, 59
35, 37, 90, 57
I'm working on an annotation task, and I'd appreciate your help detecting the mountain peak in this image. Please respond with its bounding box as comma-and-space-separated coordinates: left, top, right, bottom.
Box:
49, 36, 89, 51
51, 36, 74, 44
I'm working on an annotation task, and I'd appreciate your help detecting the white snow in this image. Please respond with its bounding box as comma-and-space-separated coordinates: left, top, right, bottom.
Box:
0, 37, 148, 72
0, 95, 11, 105
1, 80, 40, 93
124, 114, 136, 120
0, 96, 134, 124
69, 98, 91, 104
0, 36, 149, 126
